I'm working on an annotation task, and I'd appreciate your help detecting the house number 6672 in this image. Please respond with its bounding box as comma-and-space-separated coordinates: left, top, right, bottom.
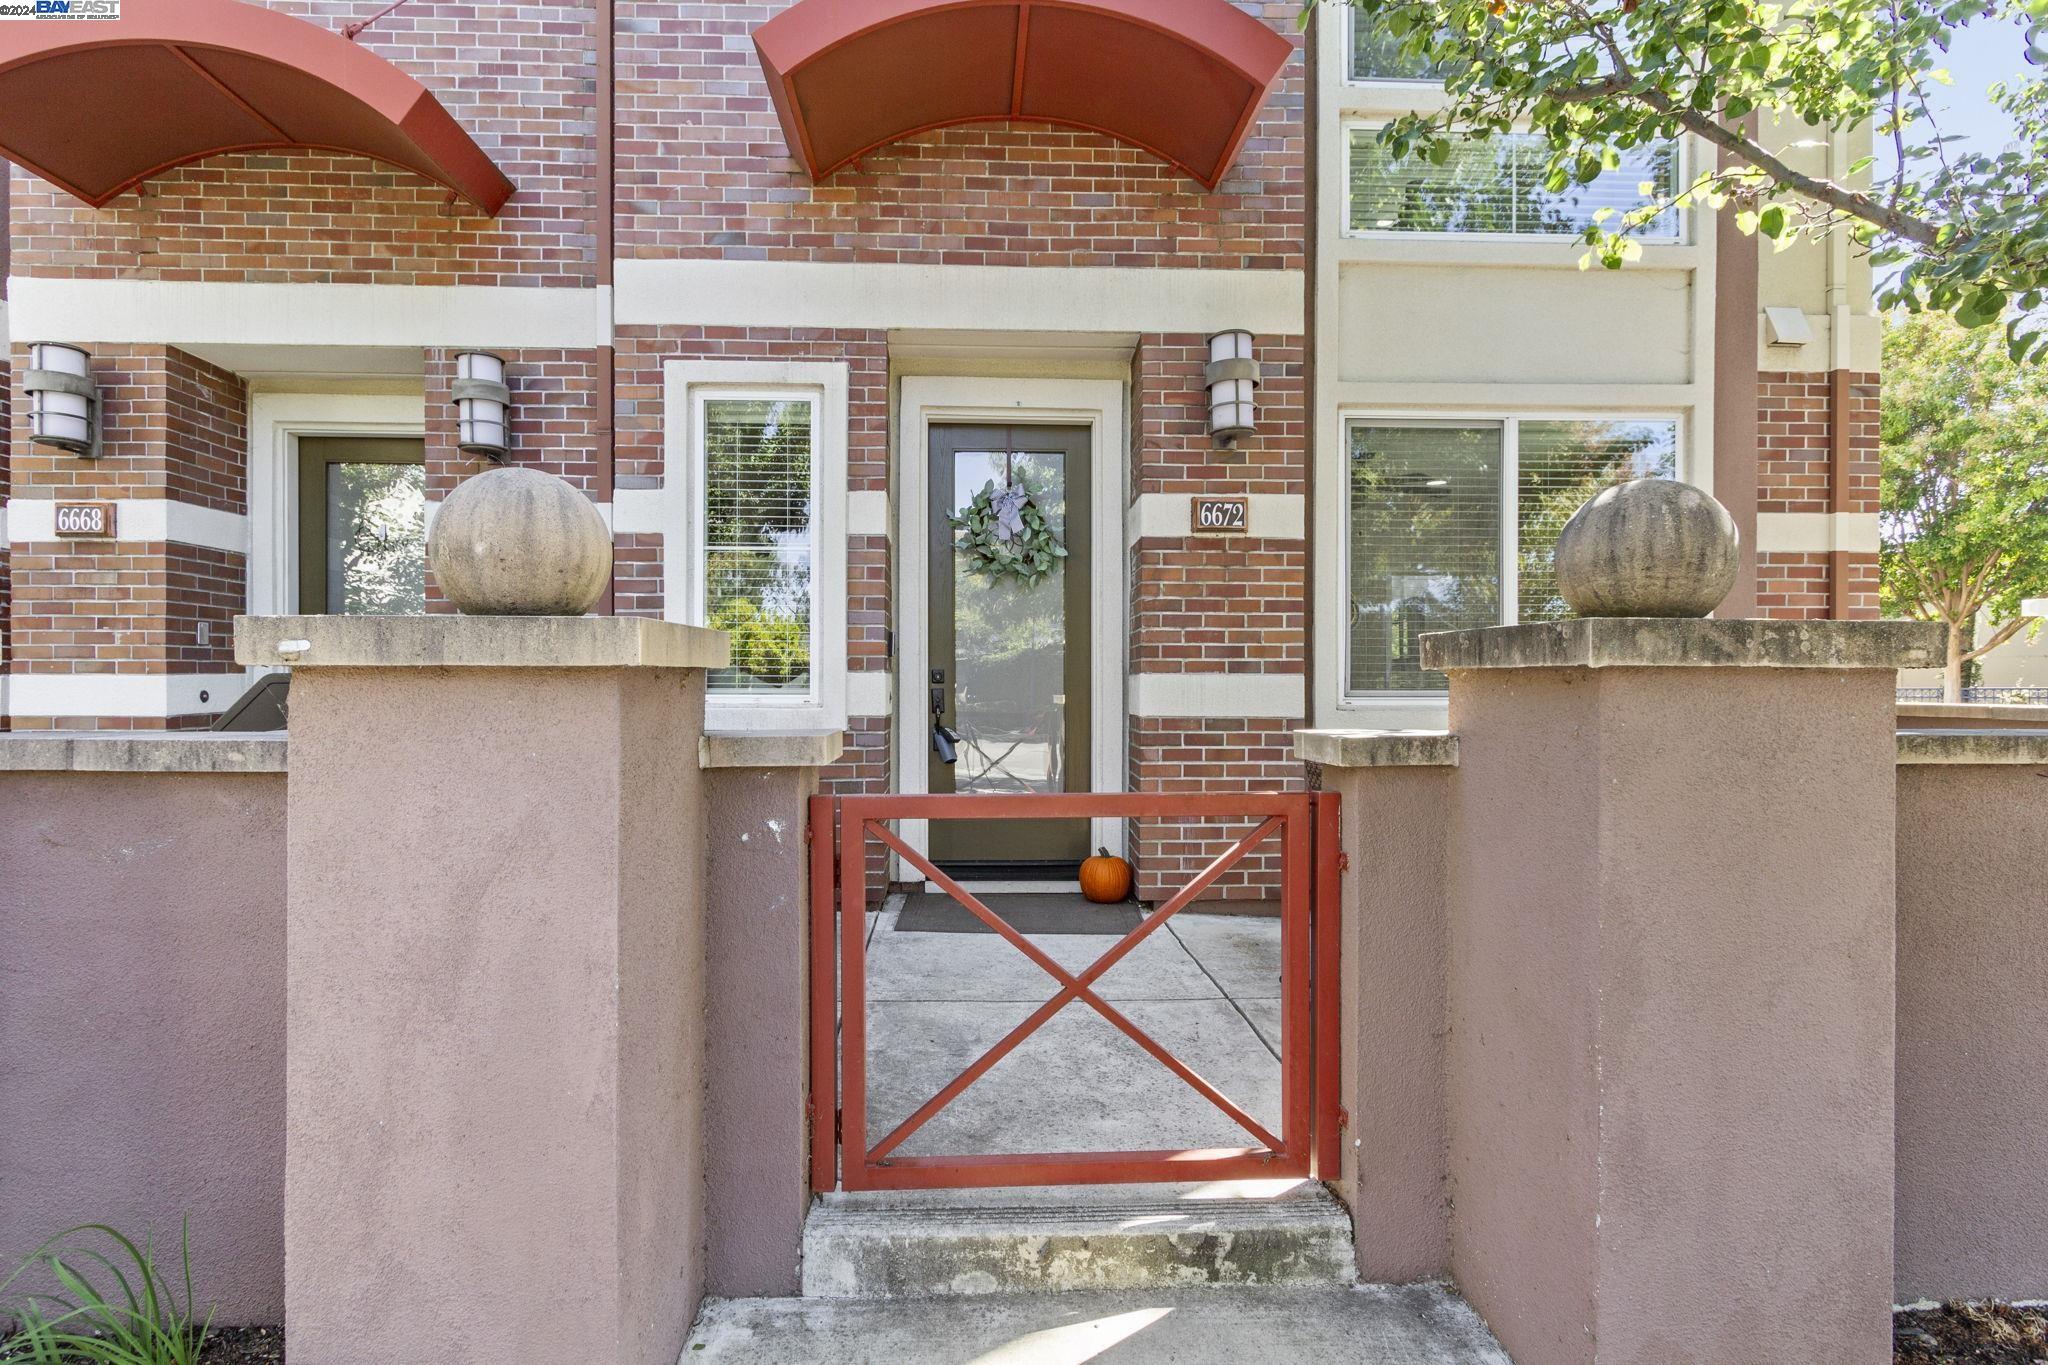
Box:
1191, 497, 1249, 534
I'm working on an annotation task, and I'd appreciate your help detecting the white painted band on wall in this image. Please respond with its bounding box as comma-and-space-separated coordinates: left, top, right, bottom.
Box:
847, 671, 893, 719
848, 490, 890, 538
612, 487, 669, 536
1127, 673, 1306, 719
1127, 493, 1305, 545
614, 260, 1306, 335
1755, 511, 1882, 555
7, 279, 613, 350
7, 672, 251, 719
2, 497, 250, 555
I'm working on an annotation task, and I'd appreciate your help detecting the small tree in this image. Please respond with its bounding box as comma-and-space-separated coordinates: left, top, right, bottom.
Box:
1881, 311, 2048, 699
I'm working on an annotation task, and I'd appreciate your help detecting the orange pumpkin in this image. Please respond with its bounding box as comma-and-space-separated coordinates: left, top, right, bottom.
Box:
1080, 847, 1133, 904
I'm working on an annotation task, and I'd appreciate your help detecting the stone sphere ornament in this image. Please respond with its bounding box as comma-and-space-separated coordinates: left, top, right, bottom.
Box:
428, 466, 612, 616
1553, 477, 1740, 619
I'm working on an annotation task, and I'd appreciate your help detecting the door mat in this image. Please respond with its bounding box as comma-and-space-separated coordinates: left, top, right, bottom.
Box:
895, 893, 1142, 935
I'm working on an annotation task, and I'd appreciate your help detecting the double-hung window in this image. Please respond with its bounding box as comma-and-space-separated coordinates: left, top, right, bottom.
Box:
672, 361, 849, 732
1348, 128, 1684, 240
1345, 417, 1681, 696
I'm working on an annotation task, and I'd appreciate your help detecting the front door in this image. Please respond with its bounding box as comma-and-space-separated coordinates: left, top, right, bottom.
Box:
927, 425, 1093, 878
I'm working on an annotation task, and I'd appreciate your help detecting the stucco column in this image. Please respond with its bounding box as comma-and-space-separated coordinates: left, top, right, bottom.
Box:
235, 615, 727, 1365
698, 731, 843, 1297
1292, 729, 1459, 1285
1426, 618, 1942, 1365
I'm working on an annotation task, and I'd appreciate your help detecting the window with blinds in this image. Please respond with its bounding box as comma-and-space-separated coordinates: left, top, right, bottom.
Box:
1517, 420, 1678, 623
1350, 14, 1452, 81
1347, 417, 1681, 696
699, 395, 816, 698
1348, 423, 1503, 694
1348, 128, 1683, 239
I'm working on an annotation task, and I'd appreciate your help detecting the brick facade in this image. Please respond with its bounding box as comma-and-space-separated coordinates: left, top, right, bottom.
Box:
10, 2, 601, 288
1127, 331, 1309, 901
6, 346, 248, 731
615, 2, 1305, 269
1756, 369, 1882, 621
0, 1, 1870, 899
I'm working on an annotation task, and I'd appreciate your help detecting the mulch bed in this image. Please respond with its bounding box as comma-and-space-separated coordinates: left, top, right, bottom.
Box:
201, 1326, 285, 1364
1898, 1303, 2048, 1364
0, 1325, 282, 1363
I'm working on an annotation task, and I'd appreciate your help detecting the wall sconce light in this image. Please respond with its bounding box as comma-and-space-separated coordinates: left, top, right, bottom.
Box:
1206, 330, 1261, 446
25, 343, 99, 458
453, 351, 511, 460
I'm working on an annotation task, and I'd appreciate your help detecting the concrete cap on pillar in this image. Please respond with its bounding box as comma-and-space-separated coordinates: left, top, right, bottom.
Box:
232, 614, 730, 670
1421, 618, 1946, 672
1293, 729, 1459, 768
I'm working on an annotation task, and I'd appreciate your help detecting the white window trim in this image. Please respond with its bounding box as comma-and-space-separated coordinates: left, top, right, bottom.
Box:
247, 391, 428, 685
664, 361, 849, 734
1341, 119, 1691, 246
1335, 409, 1690, 705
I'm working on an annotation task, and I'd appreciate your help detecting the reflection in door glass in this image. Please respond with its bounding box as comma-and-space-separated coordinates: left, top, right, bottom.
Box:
325, 462, 427, 615
953, 450, 1067, 795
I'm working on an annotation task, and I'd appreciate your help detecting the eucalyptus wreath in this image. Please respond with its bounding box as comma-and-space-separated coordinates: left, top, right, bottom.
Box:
950, 480, 1068, 588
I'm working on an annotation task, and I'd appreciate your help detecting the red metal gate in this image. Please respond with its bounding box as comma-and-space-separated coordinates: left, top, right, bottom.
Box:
808, 792, 1342, 1191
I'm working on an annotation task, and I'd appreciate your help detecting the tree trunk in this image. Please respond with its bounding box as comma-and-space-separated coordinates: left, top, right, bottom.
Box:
1945, 621, 1966, 704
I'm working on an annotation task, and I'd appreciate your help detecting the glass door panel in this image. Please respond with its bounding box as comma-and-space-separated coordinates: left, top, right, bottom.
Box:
297, 438, 428, 616
929, 425, 1092, 875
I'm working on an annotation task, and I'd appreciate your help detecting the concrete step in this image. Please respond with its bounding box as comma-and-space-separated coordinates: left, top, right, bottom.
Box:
686, 1284, 1512, 1364
800, 1182, 1358, 1299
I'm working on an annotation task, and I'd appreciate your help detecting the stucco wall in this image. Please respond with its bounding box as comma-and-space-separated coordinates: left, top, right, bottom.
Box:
1445, 665, 1898, 1365
1319, 764, 1452, 1283
0, 771, 286, 1324
1896, 762, 2048, 1301
702, 765, 820, 1298
283, 666, 707, 1365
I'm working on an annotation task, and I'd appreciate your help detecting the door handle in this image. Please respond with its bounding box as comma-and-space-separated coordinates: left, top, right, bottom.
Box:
932, 722, 960, 765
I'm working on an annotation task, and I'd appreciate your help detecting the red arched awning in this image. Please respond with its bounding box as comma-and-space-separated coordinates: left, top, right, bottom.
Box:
0, 0, 513, 215
753, 0, 1293, 190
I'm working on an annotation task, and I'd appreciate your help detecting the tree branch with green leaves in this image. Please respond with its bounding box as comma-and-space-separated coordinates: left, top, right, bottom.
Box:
1322, 0, 2048, 356
1880, 311, 2048, 698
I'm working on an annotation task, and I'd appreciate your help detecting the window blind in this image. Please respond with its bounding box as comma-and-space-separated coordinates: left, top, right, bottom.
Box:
1516, 420, 1678, 623
1348, 424, 1503, 693
702, 396, 815, 697
1349, 129, 1681, 238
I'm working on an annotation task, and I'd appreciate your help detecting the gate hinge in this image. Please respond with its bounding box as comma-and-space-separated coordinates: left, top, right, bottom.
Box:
1336, 852, 1352, 874
1337, 1106, 1351, 1130
834, 1109, 843, 1144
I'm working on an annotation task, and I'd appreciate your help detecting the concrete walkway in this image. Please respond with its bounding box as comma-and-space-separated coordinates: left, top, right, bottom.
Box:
861, 900, 1285, 1157
685, 1283, 1513, 1363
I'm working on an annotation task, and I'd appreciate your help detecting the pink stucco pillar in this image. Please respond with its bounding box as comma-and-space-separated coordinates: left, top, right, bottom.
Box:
698, 733, 842, 1297
1292, 731, 1459, 1285
1427, 618, 1942, 1365
236, 615, 727, 1365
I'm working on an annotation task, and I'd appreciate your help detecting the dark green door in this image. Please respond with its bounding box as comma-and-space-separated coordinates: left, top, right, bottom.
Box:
929, 425, 1093, 878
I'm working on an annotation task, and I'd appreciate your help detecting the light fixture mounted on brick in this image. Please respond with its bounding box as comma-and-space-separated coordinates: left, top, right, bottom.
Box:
454, 352, 511, 460
1207, 331, 1260, 446
24, 343, 99, 458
